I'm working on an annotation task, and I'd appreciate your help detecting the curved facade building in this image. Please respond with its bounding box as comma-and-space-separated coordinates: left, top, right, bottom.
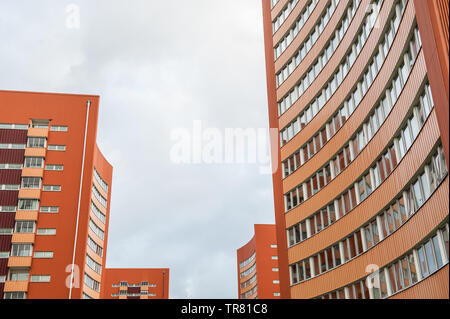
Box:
237, 224, 280, 299
262, 0, 449, 299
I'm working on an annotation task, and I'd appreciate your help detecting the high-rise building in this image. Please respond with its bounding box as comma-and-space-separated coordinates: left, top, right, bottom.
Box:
101, 268, 169, 299
237, 224, 281, 299
261, 0, 449, 299
0, 90, 170, 299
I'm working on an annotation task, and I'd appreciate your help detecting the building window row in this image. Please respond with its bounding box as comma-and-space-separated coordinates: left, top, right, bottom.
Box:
0, 122, 67, 131
45, 164, 63, 171
84, 273, 100, 292
40, 206, 59, 213
86, 253, 102, 275
274, 0, 321, 56
282, 20, 422, 179
0, 228, 13, 235
0, 206, 16, 212
0, 143, 26, 150
289, 145, 447, 286
279, 0, 405, 144
30, 275, 51, 283
287, 87, 438, 247
50, 125, 68, 132
241, 285, 258, 299
3, 292, 26, 299
93, 167, 108, 192
276, 0, 341, 80
91, 201, 106, 224
112, 281, 156, 288
0, 184, 19, 190
0, 163, 22, 170
33, 251, 53, 259
87, 236, 103, 257
36, 228, 56, 236
240, 263, 257, 279
272, 0, 302, 34
48, 144, 66, 151
283, 38, 426, 212
239, 252, 256, 269
240, 273, 257, 290
315, 221, 449, 299
89, 218, 105, 240
0, 123, 28, 130
42, 185, 61, 192
92, 184, 107, 208
271, 0, 281, 10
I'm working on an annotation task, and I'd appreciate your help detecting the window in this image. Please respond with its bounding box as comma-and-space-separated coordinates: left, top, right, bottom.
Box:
15, 221, 35, 233
271, 256, 278, 260
3, 292, 26, 299
31, 119, 49, 128
45, 165, 63, 171
0, 206, 16, 213
21, 177, 41, 189
27, 137, 46, 148
91, 201, 106, 224
92, 184, 107, 207
42, 185, 61, 192
11, 244, 33, 257
0, 163, 22, 170
18, 199, 39, 211
36, 228, 56, 236
48, 145, 66, 151
40, 206, 59, 213
30, 275, 51, 283
50, 126, 68, 132
87, 236, 103, 257
84, 274, 100, 292
93, 168, 109, 192
0, 228, 13, 235
24, 157, 44, 168
34, 251, 54, 259
89, 219, 104, 240
86, 254, 102, 274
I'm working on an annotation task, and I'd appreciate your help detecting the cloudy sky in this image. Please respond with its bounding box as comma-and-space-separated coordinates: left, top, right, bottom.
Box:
0, 1, 275, 298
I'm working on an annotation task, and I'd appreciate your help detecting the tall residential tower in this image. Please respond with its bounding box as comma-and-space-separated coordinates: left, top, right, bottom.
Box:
0, 90, 170, 299
262, 0, 449, 299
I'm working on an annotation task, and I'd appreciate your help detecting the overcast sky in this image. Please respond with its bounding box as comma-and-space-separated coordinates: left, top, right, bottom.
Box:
0, 0, 275, 299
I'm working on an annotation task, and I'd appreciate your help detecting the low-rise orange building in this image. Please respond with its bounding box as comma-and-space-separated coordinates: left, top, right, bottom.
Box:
101, 268, 170, 299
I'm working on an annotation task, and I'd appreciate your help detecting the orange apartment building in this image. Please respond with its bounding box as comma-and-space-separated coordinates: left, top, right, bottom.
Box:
237, 224, 281, 299
262, 0, 449, 299
101, 268, 169, 299
0, 90, 169, 299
